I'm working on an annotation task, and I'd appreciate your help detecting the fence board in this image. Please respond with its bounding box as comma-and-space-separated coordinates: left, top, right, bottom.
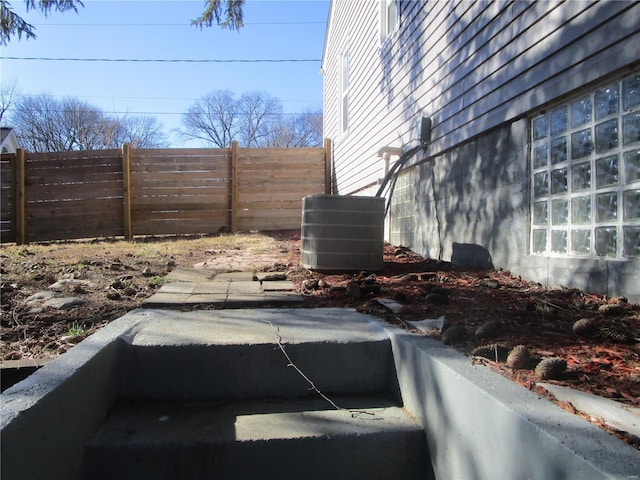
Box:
133, 218, 229, 236
28, 183, 124, 202
0, 142, 328, 243
27, 149, 121, 161
0, 154, 16, 242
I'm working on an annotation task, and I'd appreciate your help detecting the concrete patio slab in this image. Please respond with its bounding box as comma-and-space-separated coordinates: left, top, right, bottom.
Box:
227, 281, 262, 295
192, 283, 229, 295
183, 294, 227, 304
157, 282, 197, 295
214, 272, 256, 282
165, 268, 213, 283
143, 267, 301, 308
143, 292, 190, 304
262, 280, 296, 291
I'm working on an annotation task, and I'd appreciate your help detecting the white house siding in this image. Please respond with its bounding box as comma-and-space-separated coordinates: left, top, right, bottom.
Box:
324, 1, 640, 185
323, 0, 640, 301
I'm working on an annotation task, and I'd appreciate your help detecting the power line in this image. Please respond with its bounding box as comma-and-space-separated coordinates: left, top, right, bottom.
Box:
1, 56, 321, 63
34, 21, 326, 26
13, 92, 321, 103
4, 107, 321, 117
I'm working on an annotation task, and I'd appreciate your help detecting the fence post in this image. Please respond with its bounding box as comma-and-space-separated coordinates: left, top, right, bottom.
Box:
15, 149, 27, 245
324, 138, 332, 194
230, 141, 239, 232
122, 143, 133, 240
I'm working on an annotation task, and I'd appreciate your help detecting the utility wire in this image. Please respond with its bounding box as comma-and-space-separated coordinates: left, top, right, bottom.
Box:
0, 56, 321, 63
3, 107, 321, 116
34, 21, 326, 26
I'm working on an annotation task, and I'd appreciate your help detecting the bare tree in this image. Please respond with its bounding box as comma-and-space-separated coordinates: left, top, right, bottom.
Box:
0, 79, 19, 126
107, 115, 168, 149
1, 0, 244, 45
238, 91, 281, 147
59, 97, 107, 150
181, 90, 320, 148
263, 109, 323, 148
10, 94, 168, 151
180, 90, 241, 148
291, 109, 323, 147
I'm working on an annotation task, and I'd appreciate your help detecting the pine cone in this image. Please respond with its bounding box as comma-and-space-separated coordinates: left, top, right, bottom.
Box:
597, 326, 635, 344
535, 357, 566, 380
470, 343, 509, 362
507, 345, 530, 369
534, 302, 557, 316
441, 324, 466, 345
597, 303, 625, 316
475, 320, 500, 339
478, 278, 499, 289
425, 292, 449, 305
572, 318, 598, 337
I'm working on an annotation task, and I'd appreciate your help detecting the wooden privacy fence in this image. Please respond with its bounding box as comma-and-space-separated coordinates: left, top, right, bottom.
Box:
0, 140, 331, 244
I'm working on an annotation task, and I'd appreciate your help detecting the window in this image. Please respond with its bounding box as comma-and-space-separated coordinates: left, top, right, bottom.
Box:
530, 72, 640, 258
340, 50, 349, 134
380, 0, 399, 41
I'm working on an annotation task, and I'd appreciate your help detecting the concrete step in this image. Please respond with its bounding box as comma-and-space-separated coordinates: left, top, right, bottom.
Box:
120, 308, 397, 400
84, 395, 427, 480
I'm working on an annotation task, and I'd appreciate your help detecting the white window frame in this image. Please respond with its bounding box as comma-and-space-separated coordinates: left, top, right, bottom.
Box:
340, 50, 350, 135
380, 0, 399, 42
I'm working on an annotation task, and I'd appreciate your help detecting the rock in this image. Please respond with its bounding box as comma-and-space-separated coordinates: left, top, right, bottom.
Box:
122, 287, 136, 296
360, 283, 381, 295
25, 291, 57, 304
48, 278, 93, 292
262, 273, 287, 281
142, 267, 155, 277
398, 274, 419, 282
42, 297, 86, 310
607, 296, 627, 305
376, 298, 404, 314
302, 279, 319, 290
328, 285, 347, 294
346, 281, 362, 299
106, 291, 121, 300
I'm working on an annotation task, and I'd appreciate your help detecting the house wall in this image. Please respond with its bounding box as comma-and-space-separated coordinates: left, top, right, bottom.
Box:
414, 119, 640, 302
323, 0, 640, 301
0, 128, 18, 154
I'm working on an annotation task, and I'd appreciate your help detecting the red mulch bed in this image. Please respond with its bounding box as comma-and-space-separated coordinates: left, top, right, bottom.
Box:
273, 233, 639, 448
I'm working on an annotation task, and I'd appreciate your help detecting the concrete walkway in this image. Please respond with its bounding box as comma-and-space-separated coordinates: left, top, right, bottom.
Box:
142, 267, 303, 307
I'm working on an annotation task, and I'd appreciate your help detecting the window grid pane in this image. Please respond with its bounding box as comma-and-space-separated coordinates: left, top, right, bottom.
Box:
530, 71, 640, 259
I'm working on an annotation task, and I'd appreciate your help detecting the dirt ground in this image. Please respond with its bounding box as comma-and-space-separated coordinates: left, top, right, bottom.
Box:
1, 231, 639, 447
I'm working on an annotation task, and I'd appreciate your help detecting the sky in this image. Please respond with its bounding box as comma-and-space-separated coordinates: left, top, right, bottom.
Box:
0, 0, 329, 147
